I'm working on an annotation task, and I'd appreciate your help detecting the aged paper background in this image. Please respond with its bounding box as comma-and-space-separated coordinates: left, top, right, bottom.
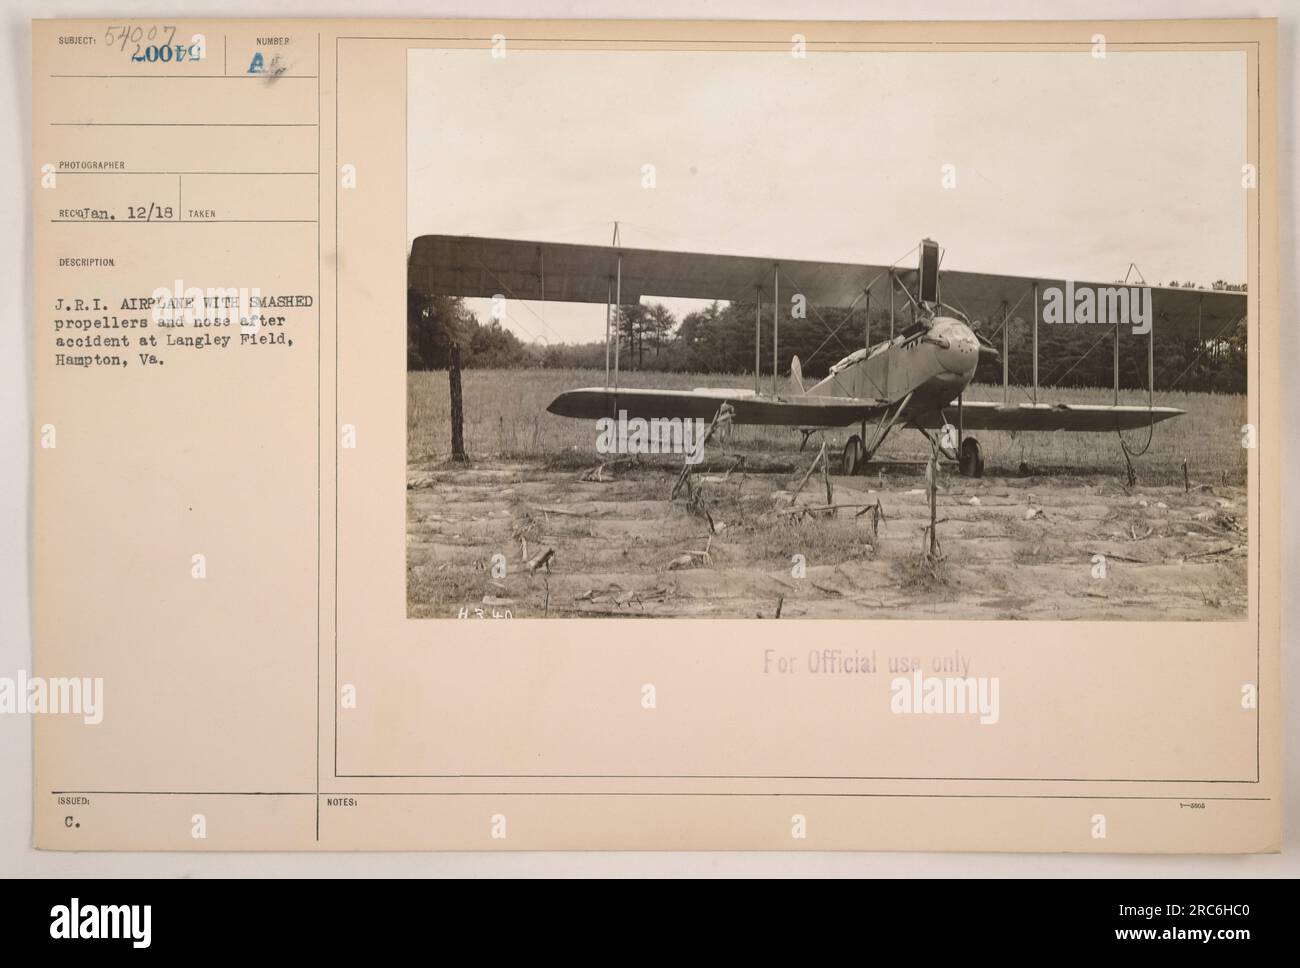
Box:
10, 6, 1290, 866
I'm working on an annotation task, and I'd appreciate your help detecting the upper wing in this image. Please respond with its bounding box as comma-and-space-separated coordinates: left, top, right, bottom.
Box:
409, 235, 888, 307
913, 400, 1185, 433
410, 234, 1247, 341
938, 270, 1245, 344
548, 387, 886, 427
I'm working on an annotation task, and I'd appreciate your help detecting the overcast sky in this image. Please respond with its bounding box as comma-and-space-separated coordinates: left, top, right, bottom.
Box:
409, 48, 1247, 344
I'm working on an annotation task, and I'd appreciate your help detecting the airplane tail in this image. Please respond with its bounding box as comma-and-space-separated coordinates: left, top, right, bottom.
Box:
790, 355, 805, 394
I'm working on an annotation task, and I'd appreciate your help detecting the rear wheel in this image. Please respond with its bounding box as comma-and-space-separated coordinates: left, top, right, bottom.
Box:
842, 435, 865, 476
959, 436, 984, 478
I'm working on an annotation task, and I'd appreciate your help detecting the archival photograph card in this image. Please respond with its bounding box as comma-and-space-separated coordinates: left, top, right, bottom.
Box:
30, 17, 1280, 851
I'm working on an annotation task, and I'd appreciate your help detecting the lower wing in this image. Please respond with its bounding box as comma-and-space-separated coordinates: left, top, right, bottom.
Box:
548, 386, 886, 427
913, 400, 1185, 433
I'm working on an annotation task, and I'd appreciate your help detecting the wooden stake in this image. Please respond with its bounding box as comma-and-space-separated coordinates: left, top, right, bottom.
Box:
789, 442, 826, 505
449, 343, 466, 462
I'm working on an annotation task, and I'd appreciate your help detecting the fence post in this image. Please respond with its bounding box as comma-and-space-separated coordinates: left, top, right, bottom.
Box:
449, 343, 466, 461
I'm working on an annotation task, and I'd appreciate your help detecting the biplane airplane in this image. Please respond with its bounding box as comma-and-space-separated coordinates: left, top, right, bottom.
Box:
409, 235, 1246, 477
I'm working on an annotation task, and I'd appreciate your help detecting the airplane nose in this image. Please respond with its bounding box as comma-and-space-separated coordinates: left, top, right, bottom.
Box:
936, 325, 979, 375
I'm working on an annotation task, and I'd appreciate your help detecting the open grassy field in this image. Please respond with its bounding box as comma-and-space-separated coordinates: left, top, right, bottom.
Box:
406, 459, 1248, 620
409, 368, 1248, 486
407, 368, 1249, 620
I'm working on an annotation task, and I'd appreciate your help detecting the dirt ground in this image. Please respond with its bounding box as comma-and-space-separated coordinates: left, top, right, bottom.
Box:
406, 451, 1249, 620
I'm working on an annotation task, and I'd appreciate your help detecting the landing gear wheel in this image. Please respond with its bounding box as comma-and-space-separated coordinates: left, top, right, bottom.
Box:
959, 436, 984, 478
842, 435, 865, 476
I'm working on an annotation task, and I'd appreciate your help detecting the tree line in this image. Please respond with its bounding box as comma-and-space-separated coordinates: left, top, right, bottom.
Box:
408, 285, 1247, 394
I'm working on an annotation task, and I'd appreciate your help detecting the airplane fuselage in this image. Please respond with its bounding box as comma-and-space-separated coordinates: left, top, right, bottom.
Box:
805, 315, 980, 424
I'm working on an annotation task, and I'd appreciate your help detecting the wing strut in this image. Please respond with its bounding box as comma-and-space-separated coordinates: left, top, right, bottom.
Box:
1001, 300, 1009, 404
888, 270, 896, 338
772, 265, 780, 396
864, 287, 872, 351
612, 222, 622, 398
1031, 281, 1038, 403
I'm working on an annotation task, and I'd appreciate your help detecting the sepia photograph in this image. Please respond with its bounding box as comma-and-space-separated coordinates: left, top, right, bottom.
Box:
406, 46, 1249, 620
14, 4, 1288, 891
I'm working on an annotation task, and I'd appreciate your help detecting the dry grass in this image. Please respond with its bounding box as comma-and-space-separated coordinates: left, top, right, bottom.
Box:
408, 458, 1248, 619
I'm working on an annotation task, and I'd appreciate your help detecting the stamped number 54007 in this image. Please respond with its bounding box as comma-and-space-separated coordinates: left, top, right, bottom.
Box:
132, 44, 201, 63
